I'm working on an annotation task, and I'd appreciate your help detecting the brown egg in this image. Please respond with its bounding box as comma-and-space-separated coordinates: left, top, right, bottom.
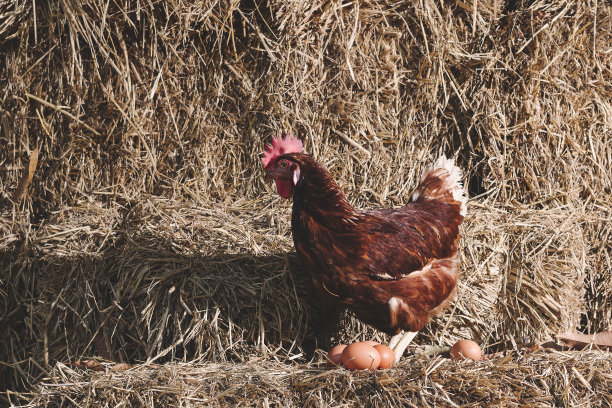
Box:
374, 344, 395, 369
362, 340, 379, 347
450, 340, 482, 361
341, 342, 381, 370
326, 344, 347, 367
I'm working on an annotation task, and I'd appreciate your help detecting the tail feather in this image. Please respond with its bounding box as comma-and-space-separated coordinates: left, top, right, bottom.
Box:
411, 155, 467, 217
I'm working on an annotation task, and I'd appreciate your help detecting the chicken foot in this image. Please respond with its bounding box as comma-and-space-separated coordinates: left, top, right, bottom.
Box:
388, 331, 418, 362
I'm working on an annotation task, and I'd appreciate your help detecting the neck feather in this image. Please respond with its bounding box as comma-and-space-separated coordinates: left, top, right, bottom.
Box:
291, 156, 360, 228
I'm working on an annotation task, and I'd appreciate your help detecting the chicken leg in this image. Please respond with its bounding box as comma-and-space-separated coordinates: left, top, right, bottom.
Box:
389, 331, 418, 362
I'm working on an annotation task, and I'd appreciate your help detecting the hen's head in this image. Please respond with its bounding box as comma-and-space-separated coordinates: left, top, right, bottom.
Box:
262, 134, 303, 199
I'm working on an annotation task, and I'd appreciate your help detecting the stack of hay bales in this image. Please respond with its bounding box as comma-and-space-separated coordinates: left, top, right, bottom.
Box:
1, 0, 610, 405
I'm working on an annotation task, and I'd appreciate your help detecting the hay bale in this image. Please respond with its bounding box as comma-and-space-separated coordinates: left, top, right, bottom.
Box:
1, 0, 611, 404
500, 207, 587, 346
14, 350, 612, 407
0, 198, 312, 365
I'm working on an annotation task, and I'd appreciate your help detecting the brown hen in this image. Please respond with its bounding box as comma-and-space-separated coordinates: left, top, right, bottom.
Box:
263, 135, 467, 360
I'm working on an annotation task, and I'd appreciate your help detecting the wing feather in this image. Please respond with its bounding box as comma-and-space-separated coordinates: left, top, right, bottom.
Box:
362, 199, 462, 281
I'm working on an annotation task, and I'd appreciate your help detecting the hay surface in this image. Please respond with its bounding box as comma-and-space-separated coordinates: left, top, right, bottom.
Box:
14, 350, 612, 408
1, 0, 611, 405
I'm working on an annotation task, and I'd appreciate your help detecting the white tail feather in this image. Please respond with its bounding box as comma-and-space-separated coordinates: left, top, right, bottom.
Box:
413, 155, 468, 216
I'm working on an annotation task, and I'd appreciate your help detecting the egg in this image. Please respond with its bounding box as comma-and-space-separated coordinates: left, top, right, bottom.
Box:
362, 340, 379, 347
450, 340, 482, 361
341, 342, 381, 370
374, 344, 395, 369
326, 344, 347, 367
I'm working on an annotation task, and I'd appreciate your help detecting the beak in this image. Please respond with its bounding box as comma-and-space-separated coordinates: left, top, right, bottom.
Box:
265, 166, 293, 183
264, 168, 277, 183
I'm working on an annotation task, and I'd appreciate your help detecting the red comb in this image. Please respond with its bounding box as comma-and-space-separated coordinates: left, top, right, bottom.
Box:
261, 134, 303, 169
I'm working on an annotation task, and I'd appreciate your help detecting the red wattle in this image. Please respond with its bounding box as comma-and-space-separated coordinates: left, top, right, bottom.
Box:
275, 179, 292, 199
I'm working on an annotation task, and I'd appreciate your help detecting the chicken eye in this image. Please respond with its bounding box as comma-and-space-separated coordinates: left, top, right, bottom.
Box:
279, 160, 289, 168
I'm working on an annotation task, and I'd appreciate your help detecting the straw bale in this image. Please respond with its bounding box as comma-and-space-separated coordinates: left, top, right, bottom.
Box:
1, 0, 611, 405
14, 350, 612, 408
500, 207, 587, 346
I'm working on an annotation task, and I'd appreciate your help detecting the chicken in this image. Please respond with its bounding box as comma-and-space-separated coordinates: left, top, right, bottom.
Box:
262, 135, 467, 361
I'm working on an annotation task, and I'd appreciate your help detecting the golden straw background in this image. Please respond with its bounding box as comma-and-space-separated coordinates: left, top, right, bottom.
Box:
1, 0, 610, 406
